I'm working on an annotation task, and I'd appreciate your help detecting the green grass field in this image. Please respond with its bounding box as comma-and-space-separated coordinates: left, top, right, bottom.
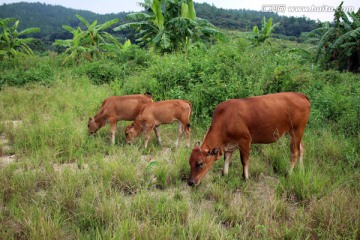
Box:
1, 37, 360, 239
1, 76, 359, 239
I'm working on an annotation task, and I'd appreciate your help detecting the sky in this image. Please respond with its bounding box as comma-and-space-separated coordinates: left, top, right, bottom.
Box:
1, 0, 359, 22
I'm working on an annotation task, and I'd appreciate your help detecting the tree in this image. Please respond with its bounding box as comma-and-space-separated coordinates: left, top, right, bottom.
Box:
0, 17, 40, 60
248, 17, 280, 47
114, 0, 226, 53
313, 2, 360, 72
53, 15, 120, 65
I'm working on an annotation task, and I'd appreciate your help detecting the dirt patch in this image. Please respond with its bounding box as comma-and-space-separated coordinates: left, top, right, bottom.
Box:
53, 162, 89, 174
251, 174, 279, 203
2, 120, 22, 129
0, 120, 21, 166
0, 133, 16, 166
0, 135, 9, 145
0, 154, 16, 166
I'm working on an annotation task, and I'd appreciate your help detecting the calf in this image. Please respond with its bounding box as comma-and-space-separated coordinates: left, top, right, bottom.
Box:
88, 93, 153, 144
188, 92, 311, 186
125, 100, 192, 148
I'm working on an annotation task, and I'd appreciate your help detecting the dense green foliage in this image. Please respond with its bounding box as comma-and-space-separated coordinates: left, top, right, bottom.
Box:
0, 2, 359, 238
0, 2, 317, 48
53, 15, 120, 65
0, 17, 40, 59
248, 17, 279, 46
0, 35, 359, 238
0, 2, 128, 46
115, 0, 225, 53
309, 2, 360, 72
196, 3, 318, 37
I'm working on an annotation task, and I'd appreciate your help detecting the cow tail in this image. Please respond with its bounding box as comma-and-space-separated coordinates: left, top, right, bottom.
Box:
185, 100, 192, 129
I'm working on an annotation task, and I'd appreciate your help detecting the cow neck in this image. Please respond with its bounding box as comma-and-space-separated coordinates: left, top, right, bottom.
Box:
133, 119, 143, 132
201, 126, 223, 152
94, 112, 106, 128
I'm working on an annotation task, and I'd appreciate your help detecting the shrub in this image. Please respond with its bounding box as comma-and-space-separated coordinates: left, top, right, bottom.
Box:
76, 60, 122, 85
0, 63, 54, 88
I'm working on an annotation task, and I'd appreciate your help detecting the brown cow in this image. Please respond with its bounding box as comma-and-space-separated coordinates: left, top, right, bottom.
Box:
88, 93, 153, 144
188, 92, 311, 186
125, 100, 192, 148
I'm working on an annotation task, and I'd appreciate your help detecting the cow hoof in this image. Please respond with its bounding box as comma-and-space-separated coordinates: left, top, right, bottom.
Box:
221, 169, 228, 176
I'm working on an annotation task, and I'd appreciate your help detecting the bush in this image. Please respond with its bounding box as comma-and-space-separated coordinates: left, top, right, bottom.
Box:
76, 60, 122, 85
0, 61, 55, 88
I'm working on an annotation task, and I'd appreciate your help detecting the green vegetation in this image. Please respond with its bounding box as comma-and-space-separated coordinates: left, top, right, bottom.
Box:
0, 1, 317, 49
308, 2, 360, 72
53, 15, 120, 65
115, 0, 225, 53
0, 17, 40, 59
1, 34, 359, 238
248, 17, 279, 46
0, 1, 359, 239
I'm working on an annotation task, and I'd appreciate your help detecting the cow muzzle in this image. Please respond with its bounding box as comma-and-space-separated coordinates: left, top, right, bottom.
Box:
187, 178, 197, 187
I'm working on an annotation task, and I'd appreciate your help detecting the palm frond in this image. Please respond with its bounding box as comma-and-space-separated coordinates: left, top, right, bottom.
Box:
18, 28, 40, 36
76, 15, 91, 28
98, 19, 119, 31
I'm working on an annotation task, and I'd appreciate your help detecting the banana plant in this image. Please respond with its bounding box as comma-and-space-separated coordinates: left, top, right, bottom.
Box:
114, 0, 169, 52
53, 15, 120, 65
249, 17, 279, 47
115, 0, 225, 53
313, 2, 360, 72
0, 17, 40, 60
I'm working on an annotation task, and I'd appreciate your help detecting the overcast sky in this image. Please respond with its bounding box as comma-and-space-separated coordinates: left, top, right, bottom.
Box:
1, 0, 359, 22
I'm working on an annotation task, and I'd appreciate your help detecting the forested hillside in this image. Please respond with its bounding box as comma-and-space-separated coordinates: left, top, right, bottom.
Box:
0, 2, 128, 46
195, 3, 318, 37
0, 2, 318, 43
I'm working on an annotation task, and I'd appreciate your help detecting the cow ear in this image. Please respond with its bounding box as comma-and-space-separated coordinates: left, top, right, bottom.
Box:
209, 148, 219, 156
194, 142, 200, 148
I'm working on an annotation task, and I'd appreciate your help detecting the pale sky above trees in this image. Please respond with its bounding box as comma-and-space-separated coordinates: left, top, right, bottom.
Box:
1, 0, 359, 21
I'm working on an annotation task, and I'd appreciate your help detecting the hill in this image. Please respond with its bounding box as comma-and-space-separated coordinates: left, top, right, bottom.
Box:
0, 2, 128, 44
195, 3, 318, 37
0, 2, 318, 43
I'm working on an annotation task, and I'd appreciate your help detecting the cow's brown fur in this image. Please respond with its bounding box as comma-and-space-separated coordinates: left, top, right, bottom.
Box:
188, 92, 311, 186
88, 94, 153, 144
125, 100, 192, 148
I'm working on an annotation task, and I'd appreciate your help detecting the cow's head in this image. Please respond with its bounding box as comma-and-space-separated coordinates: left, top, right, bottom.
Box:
188, 143, 220, 186
125, 122, 142, 143
88, 117, 99, 135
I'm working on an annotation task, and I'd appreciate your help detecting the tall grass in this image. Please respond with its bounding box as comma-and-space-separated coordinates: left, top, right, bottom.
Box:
1, 38, 359, 239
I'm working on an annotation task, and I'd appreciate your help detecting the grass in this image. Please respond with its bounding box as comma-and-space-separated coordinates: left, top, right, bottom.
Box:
0, 75, 359, 239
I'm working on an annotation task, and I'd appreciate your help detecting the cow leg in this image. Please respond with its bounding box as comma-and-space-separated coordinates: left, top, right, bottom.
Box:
299, 141, 304, 170
222, 151, 234, 176
144, 124, 154, 149
109, 119, 117, 145
178, 122, 191, 148
175, 121, 183, 147
154, 125, 162, 146
184, 122, 191, 148
239, 141, 251, 180
289, 130, 303, 173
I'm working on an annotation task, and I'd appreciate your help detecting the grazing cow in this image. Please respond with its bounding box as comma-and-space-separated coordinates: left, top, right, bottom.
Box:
88, 93, 153, 144
188, 92, 311, 186
125, 100, 192, 148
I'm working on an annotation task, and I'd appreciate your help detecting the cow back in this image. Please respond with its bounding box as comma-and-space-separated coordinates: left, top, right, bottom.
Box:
210, 92, 310, 144
99, 94, 153, 121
